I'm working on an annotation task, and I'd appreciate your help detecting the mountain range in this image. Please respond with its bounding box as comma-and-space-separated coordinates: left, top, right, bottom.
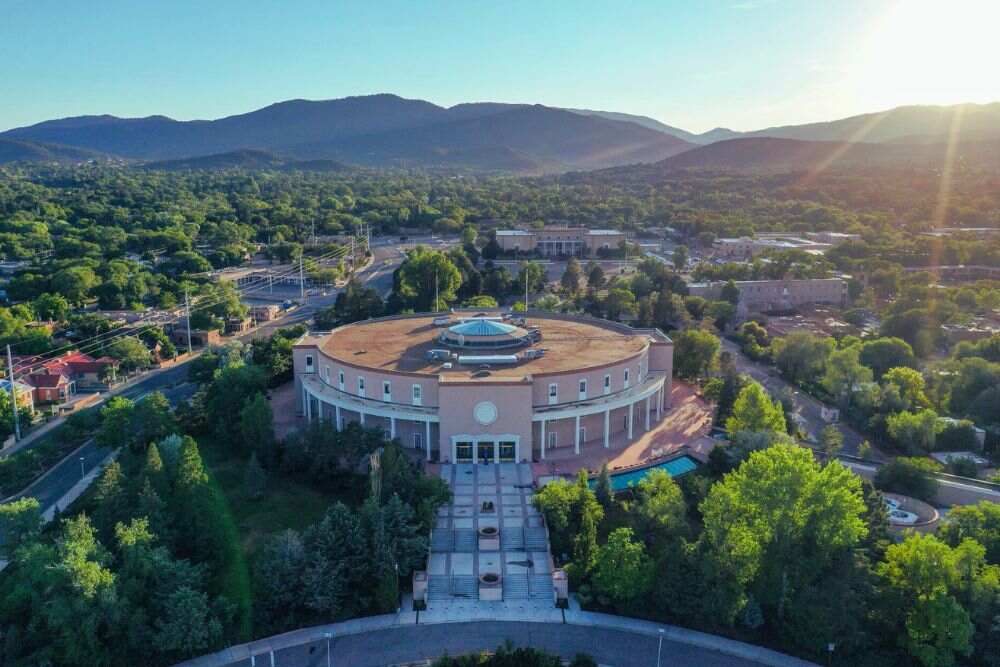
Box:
2, 95, 1000, 173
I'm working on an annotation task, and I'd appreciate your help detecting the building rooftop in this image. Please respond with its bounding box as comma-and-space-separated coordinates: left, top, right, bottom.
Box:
495, 229, 533, 236
312, 313, 655, 380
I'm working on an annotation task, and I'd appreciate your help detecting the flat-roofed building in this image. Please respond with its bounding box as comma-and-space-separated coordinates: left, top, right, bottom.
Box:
293, 311, 673, 464
495, 228, 625, 257
688, 278, 848, 314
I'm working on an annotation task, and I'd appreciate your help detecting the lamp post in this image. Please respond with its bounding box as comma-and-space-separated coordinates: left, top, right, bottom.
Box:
656, 628, 665, 667
325, 631, 333, 667
827, 642, 835, 666
79, 456, 85, 480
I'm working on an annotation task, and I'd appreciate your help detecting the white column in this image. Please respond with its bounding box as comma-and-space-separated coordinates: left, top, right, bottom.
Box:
604, 409, 610, 448
494, 440, 499, 464
390, 416, 396, 439
657, 387, 662, 420
304, 389, 312, 421
425, 421, 431, 461
317, 400, 323, 422
360, 410, 365, 426
540, 420, 546, 460
335, 405, 341, 430
645, 396, 651, 431
627, 403, 634, 440
574, 415, 581, 454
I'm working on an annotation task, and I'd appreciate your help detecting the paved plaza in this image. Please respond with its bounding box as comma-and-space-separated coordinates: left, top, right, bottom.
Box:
428, 462, 555, 607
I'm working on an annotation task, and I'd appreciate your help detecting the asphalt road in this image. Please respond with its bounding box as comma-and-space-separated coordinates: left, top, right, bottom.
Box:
1, 237, 437, 520
222, 621, 764, 667
720, 339, 869, 458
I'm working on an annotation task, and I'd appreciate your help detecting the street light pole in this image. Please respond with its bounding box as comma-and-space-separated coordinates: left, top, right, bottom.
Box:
79, 456, 85, 480
656, 628, 665, 667
325, 631, 333, 667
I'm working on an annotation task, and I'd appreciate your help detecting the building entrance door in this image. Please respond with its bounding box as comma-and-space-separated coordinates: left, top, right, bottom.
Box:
455, 441, 474, 463
477, 441, 495, 464
498, 441, 516, 462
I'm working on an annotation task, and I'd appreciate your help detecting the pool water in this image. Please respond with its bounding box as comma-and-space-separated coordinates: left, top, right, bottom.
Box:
590, 455, 699, 492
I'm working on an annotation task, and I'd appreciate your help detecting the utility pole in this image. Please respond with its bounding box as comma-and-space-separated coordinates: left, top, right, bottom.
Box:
434, 272, 439, 313
184, 291, 193, 355
6, 344, 20, 442
524, 268, 529, 312
299, 255, 305, 300
311, 218, 316, 247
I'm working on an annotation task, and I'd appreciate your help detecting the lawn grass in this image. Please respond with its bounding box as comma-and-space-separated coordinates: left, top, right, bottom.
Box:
199, 439, 365, 560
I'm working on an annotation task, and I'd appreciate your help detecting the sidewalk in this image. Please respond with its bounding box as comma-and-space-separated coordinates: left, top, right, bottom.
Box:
0, 448, 117, 571
177, 607, 818, 667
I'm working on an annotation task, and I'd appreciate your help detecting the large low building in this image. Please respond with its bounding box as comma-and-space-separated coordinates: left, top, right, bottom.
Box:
293, 311, 673, 464
495, 227, 625, 257
688, 278, 848, 313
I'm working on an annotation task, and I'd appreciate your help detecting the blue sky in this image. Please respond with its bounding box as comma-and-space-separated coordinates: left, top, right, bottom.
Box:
2, 0, 997, 133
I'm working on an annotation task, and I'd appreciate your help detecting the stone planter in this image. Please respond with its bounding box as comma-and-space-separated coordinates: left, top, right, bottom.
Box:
479, 572, 502, 601
478, 525, 500, 551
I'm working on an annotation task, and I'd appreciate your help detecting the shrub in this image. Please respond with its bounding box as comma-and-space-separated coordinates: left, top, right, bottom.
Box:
874, 457, 942, 502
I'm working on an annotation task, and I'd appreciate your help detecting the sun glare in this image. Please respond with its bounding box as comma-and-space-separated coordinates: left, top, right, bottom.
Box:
856, 0, 1000, 110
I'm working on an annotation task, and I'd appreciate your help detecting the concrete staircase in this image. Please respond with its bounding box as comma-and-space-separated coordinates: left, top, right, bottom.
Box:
503, 574, 530, 600
502, 528, 524, 551
525, 527, 548, 551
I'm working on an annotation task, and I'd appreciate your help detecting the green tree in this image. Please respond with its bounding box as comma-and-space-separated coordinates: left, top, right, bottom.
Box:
700, 444, 867, 624
859, 337, 918, 379
0, 497, 42, 558
239, 392, 275, 457
561, 257, 582, 293
396, 246, 462, 311
672, 328, 720, 380
672, 244, 688, 270
631, 468, 688, 547
96, 396, 135, 449
886, 409, 943, 454
592, 527, 652, 609
938, 501, 1000, 565
131, 391, 177, 454
603, 287, 637, 320
822, 344, 873, 408
725, 382, 786, 434
244, 452, 267, 499
720, 279, 740, 305
303, 502, 367, 618
873, 456, 941, 502
517, 260, 546, 295
594, 462, 614, 511
32, 292, 71, 322
533, 471, 604, 562
772, 331, 834, 385
253, 529, 307, 634
92, 460, 129, 540
820, 424, 844, 457
586, 262, 605, 289
877, 533, 986, 667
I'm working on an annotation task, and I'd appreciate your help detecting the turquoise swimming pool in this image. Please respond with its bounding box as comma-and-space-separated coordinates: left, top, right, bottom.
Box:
590, 455, 699, 492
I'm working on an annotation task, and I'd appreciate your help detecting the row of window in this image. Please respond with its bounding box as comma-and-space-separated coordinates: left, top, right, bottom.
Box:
305, 355, 425, 406
306, 354, 644, 409
546, 364, 643, 405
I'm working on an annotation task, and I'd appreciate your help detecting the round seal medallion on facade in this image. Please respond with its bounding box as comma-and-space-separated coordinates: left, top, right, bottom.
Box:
473, 401, 498, 426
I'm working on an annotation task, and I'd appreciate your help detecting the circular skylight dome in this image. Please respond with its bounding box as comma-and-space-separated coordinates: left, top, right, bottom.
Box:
439, 317, 535, 349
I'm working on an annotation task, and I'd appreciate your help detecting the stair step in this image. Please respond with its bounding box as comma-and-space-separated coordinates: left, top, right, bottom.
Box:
503, 574, 530, 599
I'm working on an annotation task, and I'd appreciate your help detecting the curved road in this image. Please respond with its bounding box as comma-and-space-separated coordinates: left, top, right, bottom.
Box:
200, 621, 776, 667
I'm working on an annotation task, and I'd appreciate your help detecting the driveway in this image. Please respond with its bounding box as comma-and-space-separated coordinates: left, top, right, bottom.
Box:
194, 621, 793, 667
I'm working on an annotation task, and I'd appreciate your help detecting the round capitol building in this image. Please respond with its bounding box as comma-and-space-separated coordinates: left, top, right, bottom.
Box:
293, 310, 674, 464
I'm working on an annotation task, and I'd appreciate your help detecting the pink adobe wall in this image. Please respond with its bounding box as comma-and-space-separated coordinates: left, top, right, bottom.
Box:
313, 347, 440, 407
531, 351, 647, 406
437, 381, 534, 462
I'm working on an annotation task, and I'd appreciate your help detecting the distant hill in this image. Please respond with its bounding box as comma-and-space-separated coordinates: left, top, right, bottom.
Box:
295, 105, 693, 171
2, 94, 692, 172
656, 136, 1000, 172
705, 103, 1000, 145
563, 108, 703, 143
140, 149, 349, 172
0, 137, 108, 164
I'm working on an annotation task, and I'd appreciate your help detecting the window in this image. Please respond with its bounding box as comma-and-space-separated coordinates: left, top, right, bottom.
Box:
547, 432, 557, 449
382, 381, 391, 401
578, 427, 586, 444
548, 383, 558, 405
624, 368, 630, 388
412, 384, 422, 406
304, 355, 314, 372
578, 379, 587, 400
357, 377, 366, 397
603, 374, 611, 395
413, 432, 423, 450
338, 370, 345, 391
323, 365, 330, 383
